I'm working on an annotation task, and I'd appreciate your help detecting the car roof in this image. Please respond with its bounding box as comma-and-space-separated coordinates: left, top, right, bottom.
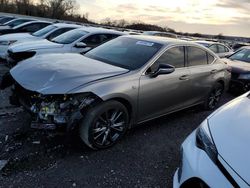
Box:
194, 40, 224, 45
121, 35, 200, 46
9, 18, 36, 22
53, 23, 82, 28
75, 27, 125, 35
143, 31, 175, 34
0, 15, 15, 19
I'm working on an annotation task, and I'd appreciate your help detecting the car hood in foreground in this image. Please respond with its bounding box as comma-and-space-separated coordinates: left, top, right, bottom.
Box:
208, 93, 250, 185
223, 58, 250, 73
10, 53, 129, 95
9, 39, 63, 52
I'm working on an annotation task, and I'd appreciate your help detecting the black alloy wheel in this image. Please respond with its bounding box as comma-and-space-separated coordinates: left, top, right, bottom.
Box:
80, 100, 129, 149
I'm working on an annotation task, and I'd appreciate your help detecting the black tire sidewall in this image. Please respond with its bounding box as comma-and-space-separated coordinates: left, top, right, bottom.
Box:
79, 100, 129, 150
204, 82, 224, 110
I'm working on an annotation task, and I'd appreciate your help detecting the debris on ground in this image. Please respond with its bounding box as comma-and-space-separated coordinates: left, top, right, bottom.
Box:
32, 141, 41, 145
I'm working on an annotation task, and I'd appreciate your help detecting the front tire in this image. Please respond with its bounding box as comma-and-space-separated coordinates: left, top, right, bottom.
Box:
79, 100, 129, 150
204, 82, 224, 110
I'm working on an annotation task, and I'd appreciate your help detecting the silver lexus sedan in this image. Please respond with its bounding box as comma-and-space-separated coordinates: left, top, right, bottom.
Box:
7, 35, 230, 149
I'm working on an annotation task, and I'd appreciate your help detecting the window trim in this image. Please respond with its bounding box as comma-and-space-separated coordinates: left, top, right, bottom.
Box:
142, 44, 187, 75
142, 44, 217, 75
153, 46, 186, 69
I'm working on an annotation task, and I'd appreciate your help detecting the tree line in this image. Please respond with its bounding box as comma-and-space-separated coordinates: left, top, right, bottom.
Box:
0, 0, 90, 23
0, 0, 179, 32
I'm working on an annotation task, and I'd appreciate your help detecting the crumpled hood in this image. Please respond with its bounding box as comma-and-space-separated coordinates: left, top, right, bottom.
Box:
10, 53, 129, 94
208, 93, 250, 185
9, 39, 63, 52
223, 58, 250, 74
0, 33, 34, 42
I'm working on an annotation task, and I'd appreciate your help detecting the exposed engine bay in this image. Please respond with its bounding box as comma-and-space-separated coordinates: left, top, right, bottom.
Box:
9, 82, 101, 130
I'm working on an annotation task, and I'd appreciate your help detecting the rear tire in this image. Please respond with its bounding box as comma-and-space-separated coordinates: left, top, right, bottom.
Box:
204, 82, 224, 110
79, 100, 129, 150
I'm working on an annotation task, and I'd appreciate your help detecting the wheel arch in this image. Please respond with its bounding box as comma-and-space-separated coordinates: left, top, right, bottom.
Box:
106, 97, 135, 127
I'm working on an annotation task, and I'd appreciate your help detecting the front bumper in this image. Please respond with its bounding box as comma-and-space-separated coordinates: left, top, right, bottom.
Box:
173, 131, 234, 188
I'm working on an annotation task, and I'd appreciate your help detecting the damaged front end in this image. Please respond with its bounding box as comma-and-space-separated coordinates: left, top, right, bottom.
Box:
10, 83, 101, 131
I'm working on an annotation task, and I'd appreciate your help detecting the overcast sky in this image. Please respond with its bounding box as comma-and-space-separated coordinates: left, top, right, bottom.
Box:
77, 0, 250, 37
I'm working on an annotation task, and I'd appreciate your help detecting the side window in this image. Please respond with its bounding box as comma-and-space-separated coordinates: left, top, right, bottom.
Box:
218, 45, 226, 53
224, 46, 229, 52
155, 46, 185, 68
209, 45, 218, 53
82, 34, 115, 47
187, 46, 208, 66
20, 23, 49, 33
207, 53, 215, 64
47, 28, 73, 40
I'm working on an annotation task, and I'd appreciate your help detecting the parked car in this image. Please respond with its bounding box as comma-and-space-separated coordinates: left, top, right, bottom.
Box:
195, 41, 233, 58
0, 16, 15, 25
223, 46, 250, 93
5, 36, 230, 149
0, 23, 81, 60
232, 42, 250, 51
6, 27, 124, 66
0, 18, 35, 30
143, 31, 177, 39
0, 20, 51, 36
174, 91, 250, 188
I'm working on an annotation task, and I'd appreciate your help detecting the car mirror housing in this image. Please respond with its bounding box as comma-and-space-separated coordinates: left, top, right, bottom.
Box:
75, 42, 87, 48
149, 64, 175, 78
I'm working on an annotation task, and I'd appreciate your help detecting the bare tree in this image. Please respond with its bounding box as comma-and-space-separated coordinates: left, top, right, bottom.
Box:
44, 0, 76, 19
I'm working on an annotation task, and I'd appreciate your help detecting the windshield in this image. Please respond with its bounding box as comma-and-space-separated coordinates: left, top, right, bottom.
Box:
51, 29, 88, 44
0, 17, 14, 24
229, 48, 250, 63
85, 37, 163, 70
32, 25, 57, 37
8, 19, 32, 28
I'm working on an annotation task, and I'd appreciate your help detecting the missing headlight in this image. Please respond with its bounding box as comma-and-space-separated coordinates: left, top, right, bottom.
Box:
29, 93, 101, 129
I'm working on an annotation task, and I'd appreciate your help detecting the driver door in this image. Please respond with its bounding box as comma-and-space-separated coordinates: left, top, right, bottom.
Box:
138, 46, 192, 122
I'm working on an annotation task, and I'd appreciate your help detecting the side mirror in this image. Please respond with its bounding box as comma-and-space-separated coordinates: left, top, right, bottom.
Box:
149, 64, 175, 78
75, 42, 87, 48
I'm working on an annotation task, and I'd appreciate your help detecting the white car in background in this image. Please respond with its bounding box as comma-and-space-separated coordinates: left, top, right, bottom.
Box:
0, 23, 82, 60
174, 92, 250, 188
0, 18, 35, 30
6, 27, 125, 66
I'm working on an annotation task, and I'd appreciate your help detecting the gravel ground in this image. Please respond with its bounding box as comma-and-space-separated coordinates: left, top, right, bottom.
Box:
0, 64, 235, 188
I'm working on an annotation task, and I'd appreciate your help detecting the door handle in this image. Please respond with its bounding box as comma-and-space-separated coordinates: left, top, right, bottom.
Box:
211, 69, 218, 74
179, 75, 190, 80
